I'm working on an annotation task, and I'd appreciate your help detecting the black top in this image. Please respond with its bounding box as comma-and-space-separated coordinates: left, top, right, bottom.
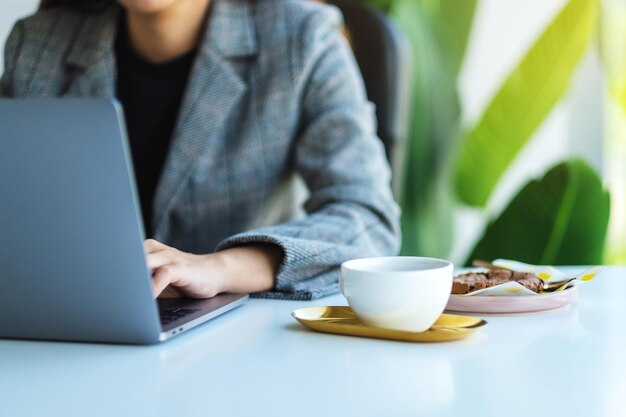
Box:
115, 21, 196, 237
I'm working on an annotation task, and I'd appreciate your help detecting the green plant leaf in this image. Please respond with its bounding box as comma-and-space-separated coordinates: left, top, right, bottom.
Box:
385, 0, 476, 257
391, 0, 454, 256
430, 0, 478, 78
454, 0, 600, 207
467, 159, 610, 266
601, 1, 626, 114
365, 0, 394, 12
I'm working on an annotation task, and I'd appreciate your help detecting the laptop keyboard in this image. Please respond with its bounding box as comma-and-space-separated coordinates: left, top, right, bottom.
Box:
159, 308, 201, 326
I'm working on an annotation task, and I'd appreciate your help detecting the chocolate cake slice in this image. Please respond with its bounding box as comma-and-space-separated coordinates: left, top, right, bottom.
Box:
452, 269, 544, 294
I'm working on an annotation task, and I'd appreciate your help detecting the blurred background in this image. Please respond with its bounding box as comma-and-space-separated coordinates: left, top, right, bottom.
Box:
1, 0, 624, 266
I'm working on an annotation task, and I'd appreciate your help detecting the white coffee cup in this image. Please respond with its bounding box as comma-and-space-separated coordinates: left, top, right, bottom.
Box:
340, 257, 453, 332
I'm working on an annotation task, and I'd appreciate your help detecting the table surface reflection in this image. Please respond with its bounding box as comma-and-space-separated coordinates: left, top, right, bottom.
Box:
1, 266, 625, 417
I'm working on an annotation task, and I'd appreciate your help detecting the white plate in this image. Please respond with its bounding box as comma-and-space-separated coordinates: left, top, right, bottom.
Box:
445, 285, 578, 315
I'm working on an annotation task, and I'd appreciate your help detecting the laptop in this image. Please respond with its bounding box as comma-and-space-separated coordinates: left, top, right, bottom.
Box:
0, 99, 248, 344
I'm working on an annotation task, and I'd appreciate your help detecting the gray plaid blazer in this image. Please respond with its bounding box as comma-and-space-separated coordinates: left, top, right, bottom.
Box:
0, 0, 401, 299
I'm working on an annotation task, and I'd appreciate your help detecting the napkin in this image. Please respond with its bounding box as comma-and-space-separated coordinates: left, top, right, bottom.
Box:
460, 260, 604, 297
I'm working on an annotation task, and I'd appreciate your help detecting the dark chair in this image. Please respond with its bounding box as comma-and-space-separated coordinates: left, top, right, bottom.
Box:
328, 0, 412, 196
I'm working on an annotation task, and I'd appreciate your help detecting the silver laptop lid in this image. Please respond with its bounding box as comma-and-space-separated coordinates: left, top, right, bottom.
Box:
0, 99, 162, 344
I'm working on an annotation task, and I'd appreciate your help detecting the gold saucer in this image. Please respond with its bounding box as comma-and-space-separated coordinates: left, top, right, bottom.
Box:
292, 306, 486, 343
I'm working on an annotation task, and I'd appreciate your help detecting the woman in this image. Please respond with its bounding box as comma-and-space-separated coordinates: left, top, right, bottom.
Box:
0, 0, 400, 300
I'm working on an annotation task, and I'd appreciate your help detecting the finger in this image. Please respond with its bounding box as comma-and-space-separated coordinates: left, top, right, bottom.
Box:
146, 250, 176, 271
151, 266, 175, 298
144, 239, 169, 254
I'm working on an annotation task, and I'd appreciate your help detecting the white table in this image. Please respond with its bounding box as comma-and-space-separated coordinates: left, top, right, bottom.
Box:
1, 267, 625, 417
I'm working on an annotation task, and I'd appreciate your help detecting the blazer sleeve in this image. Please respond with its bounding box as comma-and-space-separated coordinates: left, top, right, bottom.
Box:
0, 21, 24, 97
216, 6, 401, 300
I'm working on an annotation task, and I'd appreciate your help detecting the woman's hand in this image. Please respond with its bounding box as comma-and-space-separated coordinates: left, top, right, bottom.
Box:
144, 239, 283, 298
